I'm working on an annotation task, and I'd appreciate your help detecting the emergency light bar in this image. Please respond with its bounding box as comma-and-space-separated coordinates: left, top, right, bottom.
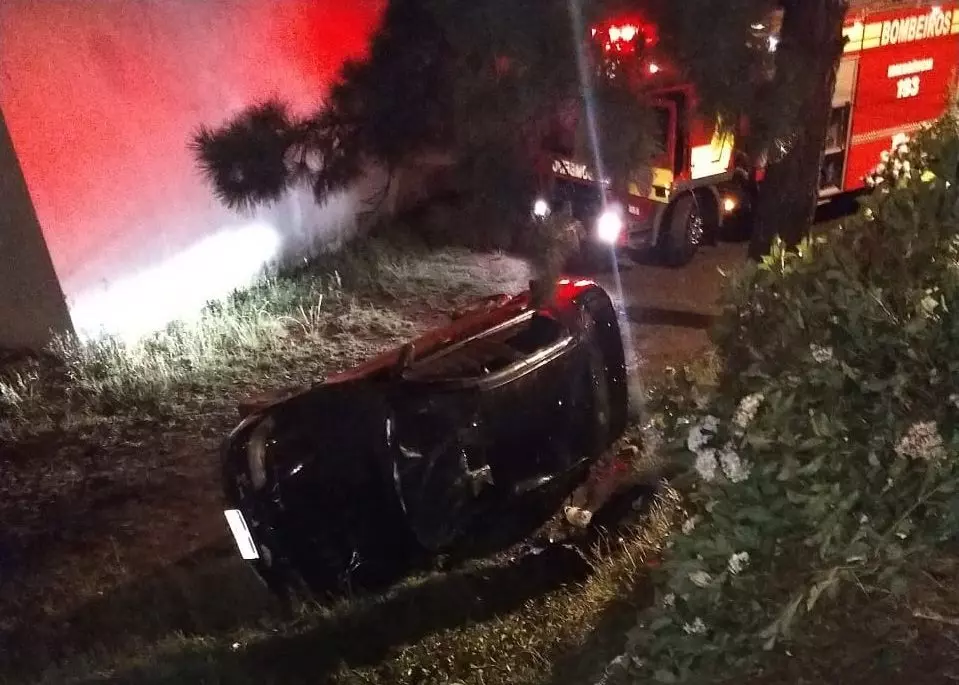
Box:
592, 16, 659, 56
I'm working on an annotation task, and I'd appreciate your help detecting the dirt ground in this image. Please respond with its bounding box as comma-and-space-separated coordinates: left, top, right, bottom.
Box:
598, 241, 746, 376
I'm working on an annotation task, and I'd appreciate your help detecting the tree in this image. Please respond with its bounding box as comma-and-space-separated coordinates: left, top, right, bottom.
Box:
194, 0, 849, 261
746, 0, 848, 259
652, 0, 848, 258
193, 1, 659, 238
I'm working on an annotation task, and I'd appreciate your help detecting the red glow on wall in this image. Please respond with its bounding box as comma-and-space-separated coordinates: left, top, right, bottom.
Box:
0, 0, 384, 300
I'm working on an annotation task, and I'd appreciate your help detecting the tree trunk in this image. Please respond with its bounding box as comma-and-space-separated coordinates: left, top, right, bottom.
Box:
749, 0, 848, 261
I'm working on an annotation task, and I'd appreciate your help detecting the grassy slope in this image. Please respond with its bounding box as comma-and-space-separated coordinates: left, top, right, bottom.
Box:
0, 242, 530, 683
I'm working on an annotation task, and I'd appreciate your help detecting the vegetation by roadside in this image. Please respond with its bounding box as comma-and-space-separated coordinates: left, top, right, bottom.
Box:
587, 110, 959, 684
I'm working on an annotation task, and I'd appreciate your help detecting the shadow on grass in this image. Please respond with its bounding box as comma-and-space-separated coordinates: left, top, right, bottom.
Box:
625, 305, 716, 331
8, 479, 597, 684
71, 539, 593, 685
1, 538, 283, 678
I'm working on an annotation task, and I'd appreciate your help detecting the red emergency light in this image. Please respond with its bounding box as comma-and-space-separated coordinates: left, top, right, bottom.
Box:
591, 17, 659, 55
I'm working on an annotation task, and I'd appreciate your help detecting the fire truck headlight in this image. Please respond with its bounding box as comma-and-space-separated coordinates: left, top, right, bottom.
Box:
532, 198, 551, 218
722, 195, 739, 214
596, 209, 624, 244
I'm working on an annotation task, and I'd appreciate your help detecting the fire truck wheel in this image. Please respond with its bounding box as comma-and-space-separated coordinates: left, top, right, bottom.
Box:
660, 194, 704, 267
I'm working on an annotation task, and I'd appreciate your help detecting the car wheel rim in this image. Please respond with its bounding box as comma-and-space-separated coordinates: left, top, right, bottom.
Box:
687, 209, 704, 247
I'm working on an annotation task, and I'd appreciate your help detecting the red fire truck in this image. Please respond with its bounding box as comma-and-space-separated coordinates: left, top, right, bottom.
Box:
537, 2, 959, 266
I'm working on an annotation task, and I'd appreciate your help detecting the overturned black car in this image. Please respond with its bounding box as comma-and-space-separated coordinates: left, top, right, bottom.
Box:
221, 279, 629, 598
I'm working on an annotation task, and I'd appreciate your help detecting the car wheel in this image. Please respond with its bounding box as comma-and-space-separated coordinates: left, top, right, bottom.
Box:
578, 291, 629, 438
577, 309, 616, 458
660, 194, 705, 267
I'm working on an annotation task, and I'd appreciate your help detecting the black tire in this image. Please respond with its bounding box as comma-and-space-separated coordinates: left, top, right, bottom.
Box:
582, 319, 614, 457
578, 290, 629, 440
659, 194, 705, 267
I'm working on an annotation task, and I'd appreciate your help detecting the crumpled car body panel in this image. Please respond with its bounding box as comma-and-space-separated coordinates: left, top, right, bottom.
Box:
221, 279, 629, 597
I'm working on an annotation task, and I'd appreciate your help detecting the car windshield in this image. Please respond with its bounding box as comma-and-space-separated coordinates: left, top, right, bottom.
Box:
402, 313, 567, 382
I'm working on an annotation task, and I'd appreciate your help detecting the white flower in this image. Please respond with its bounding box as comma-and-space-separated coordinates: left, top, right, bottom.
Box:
683, 617, 708, 635
682, 515, 700, 535
810, 344, 834, 363
687, 415, 720, 452
894, 421, 947, 462
662, 592, 676, 608
718, 447, 751, 483
607, 654, 628, 671
689, 571, 713, 588
898, 143, 910, 155
694, 449, 719, 482
727, 551, 750, 575
859, 514, 869, 524
732, 392, 764, 430
880, 150, 891, 163
949, 393, 959, 410
902, 160, 911, 173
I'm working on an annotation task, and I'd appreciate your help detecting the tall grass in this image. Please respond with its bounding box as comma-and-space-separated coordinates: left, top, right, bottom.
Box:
0, 239, 529, 436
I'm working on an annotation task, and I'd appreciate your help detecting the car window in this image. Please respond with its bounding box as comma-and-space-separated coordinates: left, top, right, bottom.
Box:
402, 313, 567, 382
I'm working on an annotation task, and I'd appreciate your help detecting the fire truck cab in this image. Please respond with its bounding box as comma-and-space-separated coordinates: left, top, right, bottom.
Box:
536, 1, 959, 267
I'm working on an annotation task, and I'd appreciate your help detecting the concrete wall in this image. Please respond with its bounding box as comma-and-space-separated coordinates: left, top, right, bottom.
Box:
0, 108, 74, 350
0, 0, 384, 343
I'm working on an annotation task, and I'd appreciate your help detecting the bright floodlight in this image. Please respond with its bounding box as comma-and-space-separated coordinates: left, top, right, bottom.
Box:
648, 62, 661, 74
597, 209, 624, 244
69, 221, 280, 342
533, 198, 550, 218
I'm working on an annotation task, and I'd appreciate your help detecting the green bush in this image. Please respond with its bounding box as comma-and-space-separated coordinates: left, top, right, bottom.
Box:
614, 110, 959, 683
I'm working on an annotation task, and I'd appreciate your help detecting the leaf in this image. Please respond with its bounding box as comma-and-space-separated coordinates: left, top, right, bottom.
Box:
806, 568, 840, 612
